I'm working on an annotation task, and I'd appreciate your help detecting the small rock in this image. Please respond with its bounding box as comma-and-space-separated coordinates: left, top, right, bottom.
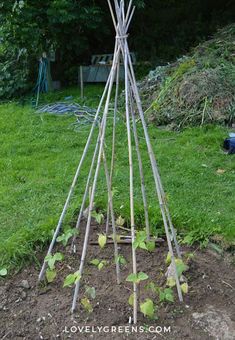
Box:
20, 280, 30, 289
21, 291, 27, 300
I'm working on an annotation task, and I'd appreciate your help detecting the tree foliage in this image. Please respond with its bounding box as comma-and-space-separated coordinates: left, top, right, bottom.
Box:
0, 0, 234, 99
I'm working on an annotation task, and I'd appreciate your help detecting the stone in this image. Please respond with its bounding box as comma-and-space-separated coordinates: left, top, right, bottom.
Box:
20, 280, 30, 289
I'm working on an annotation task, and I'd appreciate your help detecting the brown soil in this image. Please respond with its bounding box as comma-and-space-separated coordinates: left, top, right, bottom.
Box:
0, 222, 235, 340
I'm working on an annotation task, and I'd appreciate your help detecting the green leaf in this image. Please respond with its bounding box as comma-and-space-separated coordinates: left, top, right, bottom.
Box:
146, 241, 155, 252
140, 299, 155, 318
56, 229, 78, 246
92, 212, 104, 225
90, 259, 100, 266
166, 277, 176, 288
45, 252, 63, 270
63, 271, 81, 287
165, 289, 174, 302
116, 216, 125, 226
85, 286, 96, 299
126, 272, 149, 284
126, 273, 138, 283
116, 255, 127, 265
81, 297, 93, 313
98, 234, 107, 249
54, 252, 63, 261
133, 239, 139, 249
97, 260, 107, 271
175, 259, 188, 277
137, 272, 149, 282
0, 268, 7, 277
181, 282, 189, 294
75, 271, 82, 283
139, 242, 148, 250
133, 231, 148, 250
45, 254, 55, 270
137, 231, 147, 243
98, 262, 104, 270
63, 274, 76, 287
160, 288, 174, 303
46, 269, 57, 283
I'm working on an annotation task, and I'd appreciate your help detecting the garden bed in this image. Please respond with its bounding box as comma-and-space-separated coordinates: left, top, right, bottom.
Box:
0, 221, 234, 340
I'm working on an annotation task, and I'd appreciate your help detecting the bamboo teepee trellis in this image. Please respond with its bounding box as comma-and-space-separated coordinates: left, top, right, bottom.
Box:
38, 0, 183, 324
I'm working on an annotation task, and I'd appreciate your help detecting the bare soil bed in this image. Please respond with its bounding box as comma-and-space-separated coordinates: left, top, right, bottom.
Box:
0, 222, 235, 340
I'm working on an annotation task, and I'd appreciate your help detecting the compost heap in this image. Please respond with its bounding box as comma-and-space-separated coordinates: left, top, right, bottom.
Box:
139, 24, 235, 129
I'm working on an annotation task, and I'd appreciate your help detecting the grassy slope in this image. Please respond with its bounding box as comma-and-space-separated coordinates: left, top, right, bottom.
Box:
0, 86, 234, 269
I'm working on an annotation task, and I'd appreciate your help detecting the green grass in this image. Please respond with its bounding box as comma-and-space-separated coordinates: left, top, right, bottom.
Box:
0, 85, 234, 269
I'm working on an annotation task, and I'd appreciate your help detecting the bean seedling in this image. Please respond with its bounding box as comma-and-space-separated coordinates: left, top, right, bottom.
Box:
91, 211, 104, 225
80, 286, 96, 314
45, 252, 63, 283
116, 254, 127, 266
63, 271, 81, 287
140, 299, 155, 318
126, 272, 149, 284
166, 254, 189, 293
133, 230, 155, 252
90, 259, 108, 271
56, 228, 78, 246
98, 234, 107, 249
159, 288, 174, 303
116, 216, 125, 227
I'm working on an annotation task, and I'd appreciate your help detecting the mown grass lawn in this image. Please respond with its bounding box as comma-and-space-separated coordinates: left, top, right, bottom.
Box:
0, 85, 234, 269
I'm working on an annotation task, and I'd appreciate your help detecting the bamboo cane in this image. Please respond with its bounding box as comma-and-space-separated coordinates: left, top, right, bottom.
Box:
113, 0, 182, 266
117, 1, 138, 323
71, 88, 115, 251
105, 60, 120, 235
126, 47, 181, 258
71, 45, 121, 313
38, 42, 121, 282
70, 133, 100, 252
111, 0, 140, 324
125, 47, 183, 302
39, 0, 184, 320
112, 0, 182, 302
129, 90, 150, 240
102, 149, 121, 284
